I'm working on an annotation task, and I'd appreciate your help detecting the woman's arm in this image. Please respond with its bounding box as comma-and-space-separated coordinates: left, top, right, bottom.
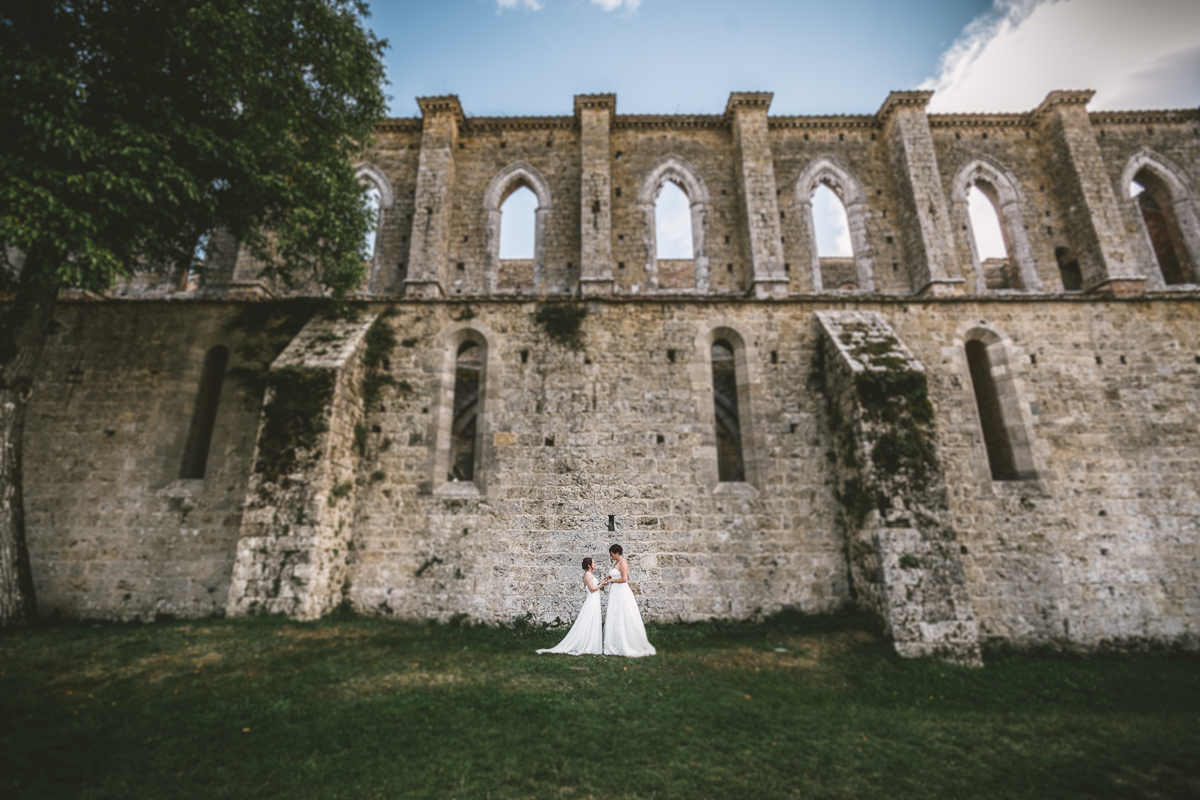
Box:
608, 560, 630, 583
585, 573, 601, 593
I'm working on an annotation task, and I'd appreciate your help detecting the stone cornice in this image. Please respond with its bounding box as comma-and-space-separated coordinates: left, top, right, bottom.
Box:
725, 91, 774, 118
574, 93, 617, 118
461, 116, 576, 132
375, 118, 422, 133
415, 95, 465, 122
928, 114, 1028, 128
769, 115, 878, 130
1090, 108, 1200, 125
613, 114, 728, 130
876, 90, 934, 123
1027, 90, 1095, 124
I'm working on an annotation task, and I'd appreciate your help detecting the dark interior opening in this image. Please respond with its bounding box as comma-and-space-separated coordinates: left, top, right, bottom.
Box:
449, 340, 482, 482
1055, 247, 1082, 291
1134, 170, 1195, 285
965, 340, 1018, 481
711, 339, 745, 483
179, 345, 229, 479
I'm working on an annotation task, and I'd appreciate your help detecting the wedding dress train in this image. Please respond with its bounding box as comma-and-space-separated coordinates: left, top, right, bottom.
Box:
536, 575, 603, 655
603, 566, 656, 657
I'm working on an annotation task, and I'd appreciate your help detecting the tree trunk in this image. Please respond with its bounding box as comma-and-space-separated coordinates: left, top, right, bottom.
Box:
0, 254, 58, 626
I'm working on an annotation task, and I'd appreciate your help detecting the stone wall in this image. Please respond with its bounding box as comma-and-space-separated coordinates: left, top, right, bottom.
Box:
21, 302, 310, 620
20, 295, 1200, 652
15, 90, 1200, 658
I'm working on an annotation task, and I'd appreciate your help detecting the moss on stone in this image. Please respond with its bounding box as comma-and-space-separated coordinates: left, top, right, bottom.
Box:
835, 478, 874, 528
362, 316, 396, 371
360, 315, 398, 411
533, 302, 588, 350
256, 366, 334, 481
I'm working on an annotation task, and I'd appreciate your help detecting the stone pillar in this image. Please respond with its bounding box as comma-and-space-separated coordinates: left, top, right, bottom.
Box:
404, 95, 463, 300
576, 94, 616, 298
226, 313, 378, 619
726, 92, 789, 299
815, 310, 981, 666
878, 91, 964, 297
1030, 90, 1145, 296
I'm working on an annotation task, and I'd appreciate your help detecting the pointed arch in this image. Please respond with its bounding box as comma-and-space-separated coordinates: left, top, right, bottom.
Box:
354, 161, 395, 293
431, 319, 502, 495
950, 155, 1041, 292
638, 154, 711, 293
1119, 149, 1200, 288
690, 319, 762, 492
354, 161, 395, 209
794, 155, 874, 292
952, 321, 1043, 488
483, 161, 553, 294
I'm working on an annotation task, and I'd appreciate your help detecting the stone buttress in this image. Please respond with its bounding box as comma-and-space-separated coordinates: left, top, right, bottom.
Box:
225, 313, 376, 619
816, 310, 981, 665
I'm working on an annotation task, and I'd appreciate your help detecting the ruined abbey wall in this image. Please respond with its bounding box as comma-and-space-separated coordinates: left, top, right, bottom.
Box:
17, 90, 1200, 657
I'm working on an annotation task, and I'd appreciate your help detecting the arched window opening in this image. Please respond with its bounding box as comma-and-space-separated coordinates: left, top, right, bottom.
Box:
967, 183, 1013, 289
1132, 170, 1195, 285
655, 181, 693, 258
812, 183, 857, 290
449, 341, 482, 482
498, 185, 537, 290
965, 340, 1018, 481
362, 185, 382, 261
711, 340, 745, 482
1055, 247, 1082, 291
180, 345, 229, 479
654, 180, 695, 289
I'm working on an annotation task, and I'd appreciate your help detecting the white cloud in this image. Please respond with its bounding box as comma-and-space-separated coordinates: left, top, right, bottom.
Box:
590, 0, 642, 12
922, 0, 1200, 112
495, 0, 544, 12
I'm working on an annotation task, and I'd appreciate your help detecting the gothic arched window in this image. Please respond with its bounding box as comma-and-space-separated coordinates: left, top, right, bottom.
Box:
1131, 169, 1196, 286
449, 341, 483, 482
711, 339, 745, 482
965, 339, 1018, 481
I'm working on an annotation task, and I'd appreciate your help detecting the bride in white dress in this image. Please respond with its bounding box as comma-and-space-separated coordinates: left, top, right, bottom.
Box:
599, 544, 656, 657
536, 557, 604, 655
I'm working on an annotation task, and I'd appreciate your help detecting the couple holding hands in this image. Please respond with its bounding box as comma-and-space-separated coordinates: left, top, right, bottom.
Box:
537, 544, 657, 658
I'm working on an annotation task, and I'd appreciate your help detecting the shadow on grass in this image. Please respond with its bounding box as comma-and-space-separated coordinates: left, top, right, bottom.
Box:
1, 609, 1197, 799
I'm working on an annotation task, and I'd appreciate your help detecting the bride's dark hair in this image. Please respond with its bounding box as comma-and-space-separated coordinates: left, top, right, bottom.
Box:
609, 544, 623, 555
582, 557, 594, 570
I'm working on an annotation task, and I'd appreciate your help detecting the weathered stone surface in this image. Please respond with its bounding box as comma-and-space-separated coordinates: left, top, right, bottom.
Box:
14, 89, 1200, 661
226, 312, 376, 620
815, 310, 981, 665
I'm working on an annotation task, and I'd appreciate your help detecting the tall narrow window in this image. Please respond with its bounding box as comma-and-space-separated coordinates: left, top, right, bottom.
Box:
449, 341, 482, 482
1055, 246, 1082, 291
1131, 171, 1195, 285
812, 183, 856, 289
711, 340, 745, 482
965, 340, 1018, 480
655, 181, 693, 258
362, 185, 382, 261
498, 185, 537, 290
967, 184, 1012, 289
180, 345, 228, 479
654, 180, 695, 289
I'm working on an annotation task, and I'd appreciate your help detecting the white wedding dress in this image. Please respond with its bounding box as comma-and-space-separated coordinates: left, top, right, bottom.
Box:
536, 572, 603, 655
603, 566, 657, 657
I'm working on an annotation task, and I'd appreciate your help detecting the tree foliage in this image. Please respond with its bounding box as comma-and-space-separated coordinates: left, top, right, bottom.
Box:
0, 0, 389, 295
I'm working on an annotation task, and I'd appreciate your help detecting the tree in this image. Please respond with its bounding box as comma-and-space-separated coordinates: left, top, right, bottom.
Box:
0, 0, 388, 625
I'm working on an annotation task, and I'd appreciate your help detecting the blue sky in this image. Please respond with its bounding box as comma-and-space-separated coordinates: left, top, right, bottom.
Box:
368, 0, 1200, 118
372, 0, 988, 117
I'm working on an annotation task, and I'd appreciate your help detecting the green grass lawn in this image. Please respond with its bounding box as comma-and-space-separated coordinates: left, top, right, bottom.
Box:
1, 610, 1197, 799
